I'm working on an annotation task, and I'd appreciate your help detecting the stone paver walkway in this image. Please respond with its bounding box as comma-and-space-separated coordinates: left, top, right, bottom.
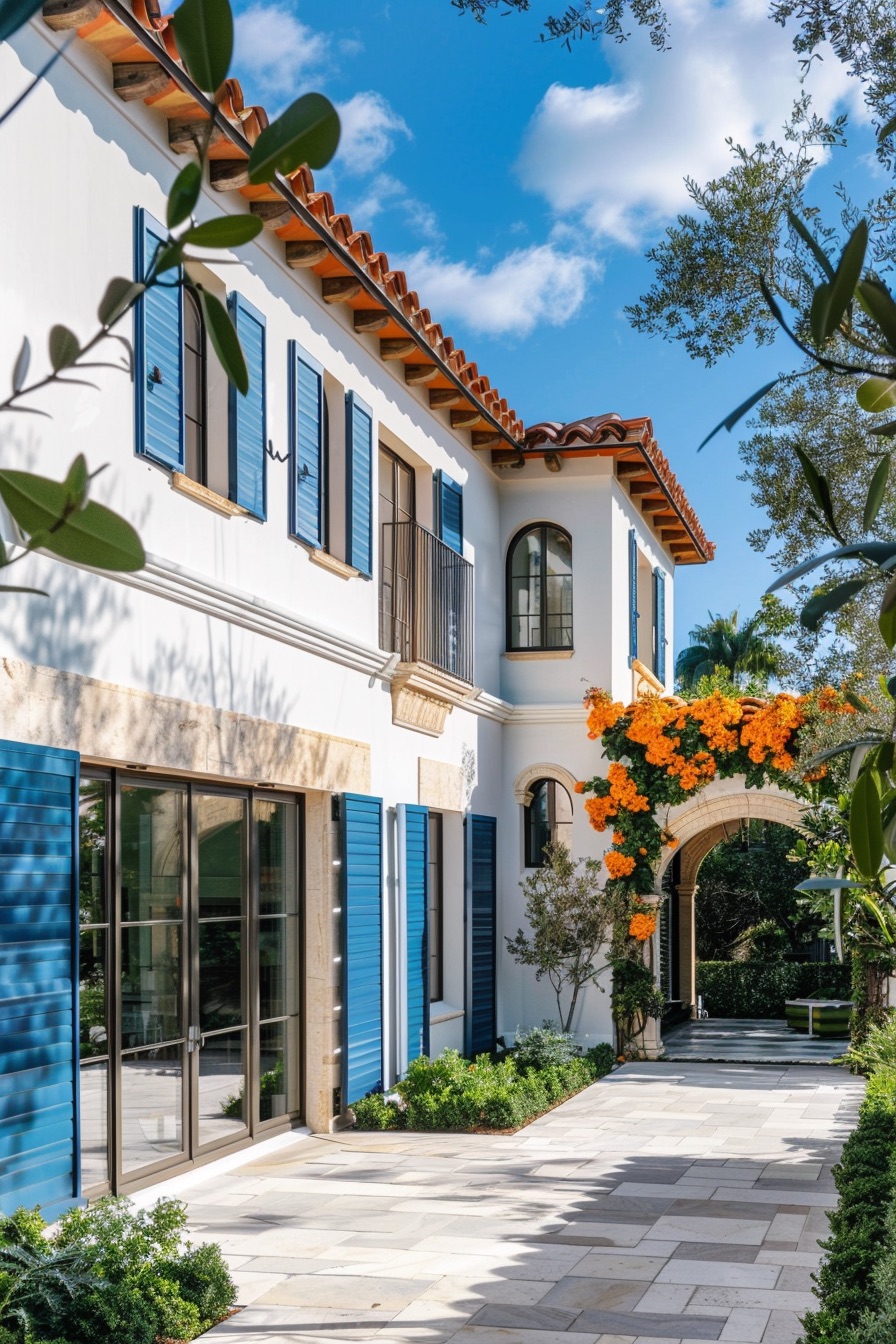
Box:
663, 1021, 848, 1065
182, 1062, 863, 1344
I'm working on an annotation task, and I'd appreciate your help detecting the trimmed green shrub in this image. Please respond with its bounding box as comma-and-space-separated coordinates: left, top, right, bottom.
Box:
801, 1070, 896, 1343
352, 1042, 616, 1132
513, 1024, 579, 1071
0, 1197, 235, 1344
843, 1013, 896, 1075
696, 961, 851, 1018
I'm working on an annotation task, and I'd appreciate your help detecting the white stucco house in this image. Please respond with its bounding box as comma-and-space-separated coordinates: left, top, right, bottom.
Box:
0, 0, 713, 1213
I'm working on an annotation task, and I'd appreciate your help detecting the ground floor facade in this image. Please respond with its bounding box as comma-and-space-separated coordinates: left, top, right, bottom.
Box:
0, 652, 619, 1216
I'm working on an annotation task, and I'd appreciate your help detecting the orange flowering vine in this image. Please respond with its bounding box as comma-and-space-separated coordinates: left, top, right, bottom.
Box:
628, 912, 657, 941
605, 850, 637, 879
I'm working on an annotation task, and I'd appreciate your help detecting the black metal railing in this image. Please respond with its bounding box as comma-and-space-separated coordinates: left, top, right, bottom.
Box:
380, 521, 474, 683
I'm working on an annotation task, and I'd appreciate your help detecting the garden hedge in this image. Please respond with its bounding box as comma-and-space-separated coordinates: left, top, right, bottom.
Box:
696, 961, 851, 1019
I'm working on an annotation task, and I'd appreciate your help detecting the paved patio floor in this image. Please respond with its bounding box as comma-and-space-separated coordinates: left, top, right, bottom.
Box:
179, 1062, 864, 1344
662, 1021, 848, 1065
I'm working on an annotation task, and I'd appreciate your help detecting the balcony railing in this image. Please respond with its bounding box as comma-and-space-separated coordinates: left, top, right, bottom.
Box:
381, 521, 474, 684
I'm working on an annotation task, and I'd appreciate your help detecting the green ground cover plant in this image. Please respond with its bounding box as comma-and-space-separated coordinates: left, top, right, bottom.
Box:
0, 1197, 235, 1344
697, 962, 851, 1017
351, 1035, 616, 1132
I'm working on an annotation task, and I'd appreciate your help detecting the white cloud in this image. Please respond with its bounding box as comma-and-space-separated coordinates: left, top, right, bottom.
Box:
335, 92, 412, 176
348, 173, 442, 240
394, 244, 602, 337
517, 0, 865, 245
233, 3, 328, 104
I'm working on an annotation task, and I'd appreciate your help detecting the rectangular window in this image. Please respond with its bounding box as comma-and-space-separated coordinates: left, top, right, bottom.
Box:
428, 813, 443, 1003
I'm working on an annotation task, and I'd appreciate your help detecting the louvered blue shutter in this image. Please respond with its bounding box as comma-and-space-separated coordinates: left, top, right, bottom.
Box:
399, 804, 429, 1065
464, 815, 496, 1059
289, 342, 325, 548
0, 740, 79, 1219
653, 567, 666, 682
435, 471, 463, 554
134, 208, 184, 470
341, 794, 383, 1103
228, 293, 266, 519
628, 528, 639, 664
346, 392, 373, 577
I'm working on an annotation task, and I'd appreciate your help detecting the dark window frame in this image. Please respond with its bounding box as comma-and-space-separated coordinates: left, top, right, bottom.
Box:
505, 522, 573, 652
182, 287, 207, 487
524, 778, 573, 868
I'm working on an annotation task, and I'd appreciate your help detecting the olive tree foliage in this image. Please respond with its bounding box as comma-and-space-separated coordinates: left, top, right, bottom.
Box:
0, 0, 339, 596
450, 0, 668, 49
505, 843, 627, 1033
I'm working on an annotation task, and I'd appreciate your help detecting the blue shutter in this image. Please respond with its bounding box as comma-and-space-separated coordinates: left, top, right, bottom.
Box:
134, 208, 184, 470
653, 567, 666, 681
341, 793, 383, 1103
289, 342, 325, 548
228, 292, 266, 519
628, 528, 639, 664
399, 804, 429, 1065
346, 392, 373, 577
0, 739, 79, 1219
435, 471, 463, 555
464, 815, 496, 1059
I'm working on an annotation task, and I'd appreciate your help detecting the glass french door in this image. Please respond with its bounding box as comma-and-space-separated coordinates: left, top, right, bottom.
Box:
78, 776, 302, 1194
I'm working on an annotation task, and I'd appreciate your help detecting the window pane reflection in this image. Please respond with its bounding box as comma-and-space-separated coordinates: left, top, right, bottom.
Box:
198, 1028, 247, 1145
197, 795, 246, 919
79, 929, 107, 1059
259, 1021, 295, 1122
80, 1060, 108, 1189
199, 921, 245, 1030
259, 917, 298, 1021
79, 780, 107, 926
120, 924, 181, 1046
257, 801, 298, 915
120, 1044, 183, 1171
120, 786, 185, 922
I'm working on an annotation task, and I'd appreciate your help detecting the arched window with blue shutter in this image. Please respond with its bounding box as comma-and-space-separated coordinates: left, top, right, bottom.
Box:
434, 471, 463, 554
289, 342, 325, 549
228, 293, 266, 520
134, 208, 184, 471
653, 567, 667, 682
346, 392, 373, 577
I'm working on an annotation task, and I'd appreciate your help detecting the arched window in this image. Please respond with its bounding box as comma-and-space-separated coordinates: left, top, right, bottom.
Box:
507, 524, 573, 650
524, 778, 574, 867
183, 287, 207, 484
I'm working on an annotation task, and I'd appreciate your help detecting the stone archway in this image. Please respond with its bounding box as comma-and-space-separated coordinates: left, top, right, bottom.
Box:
654, 777, 807, 1030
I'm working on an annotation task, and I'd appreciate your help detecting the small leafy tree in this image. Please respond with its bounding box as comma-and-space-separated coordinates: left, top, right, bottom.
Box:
506, 843, 624, 1032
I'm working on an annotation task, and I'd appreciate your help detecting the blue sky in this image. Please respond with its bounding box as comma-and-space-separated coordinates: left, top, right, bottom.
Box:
232, 0, 878, 655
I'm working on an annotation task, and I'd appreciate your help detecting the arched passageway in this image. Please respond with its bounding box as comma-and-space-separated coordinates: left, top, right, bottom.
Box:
652, 778, 807, 1045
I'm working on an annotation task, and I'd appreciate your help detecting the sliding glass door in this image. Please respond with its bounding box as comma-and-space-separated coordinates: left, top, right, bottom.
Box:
77, 776, 302, 1194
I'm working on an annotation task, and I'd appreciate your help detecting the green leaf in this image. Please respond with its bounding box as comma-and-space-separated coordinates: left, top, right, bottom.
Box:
879, 111, 896, 142
794, 445, 841, 540
850, 767, 884, 880
696, 379, 781, 451
855, 890, 894, 943
884, 807, 896, 864
0, 584, 49, 596
97, 277, 145, 327
870, 419, 896, 437
845, 690, 872, 713
151, 242, 184, 277
855, 278, 896, 354
801, 736, 885, 770
822, 219, 868, 340
800, 578, 868, 632
194, 287, 248, 395
181, 215, 263, 249
0, 470, 145, 571
11, 335, 29, 394
167, 162, 202, 230
888, 674, 896, 700
864, 454, 891, 531
787, 210, 835, 281
880, 574, 896, 649
63, 454, 90, 511
857, 376, 896, 414
247, 92, 341, 184
48, 325, 79, 372
171, 0, 233, 93
809, 282, 831, 348
0, 0, 41, 42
